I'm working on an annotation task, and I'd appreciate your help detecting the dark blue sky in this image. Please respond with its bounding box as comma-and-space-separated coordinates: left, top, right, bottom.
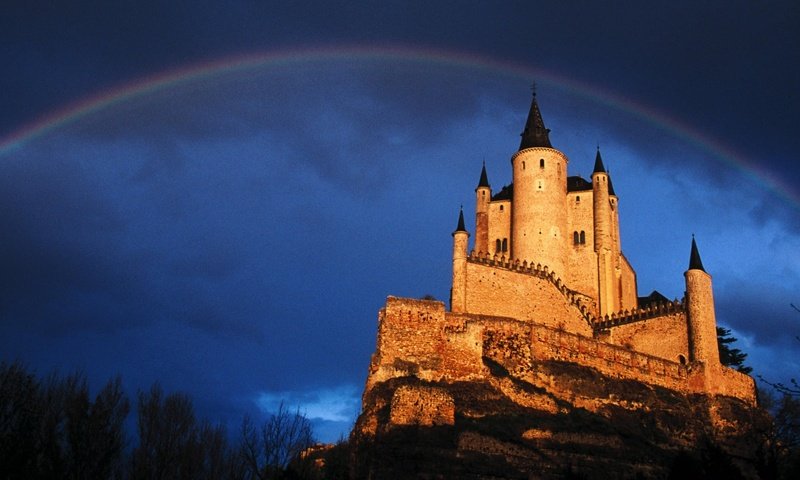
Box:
1, 1, 799, 441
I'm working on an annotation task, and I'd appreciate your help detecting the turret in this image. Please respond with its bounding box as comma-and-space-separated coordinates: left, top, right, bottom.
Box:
592, 149, 617, 315
451, 208, 470, 313
510, 91, 568, 276
474, 163, 491, 255
684, 237, 720, 367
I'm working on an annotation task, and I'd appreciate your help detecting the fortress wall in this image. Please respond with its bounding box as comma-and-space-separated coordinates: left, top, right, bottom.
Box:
713, 365, 757, 403
607, 312, 689, 363
368, 297, 756, 406
527, 323, 691, 391
478, 319, 692, 392
368, 297, 485, 389
463, 261, 593, 337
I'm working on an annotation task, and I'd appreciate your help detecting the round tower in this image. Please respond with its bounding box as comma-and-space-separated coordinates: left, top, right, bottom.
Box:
451, 208, 470, 313
684, 237, 720, 367
510, 93, 568, 276
474, 163, 491, 255
592, 149, 617, 316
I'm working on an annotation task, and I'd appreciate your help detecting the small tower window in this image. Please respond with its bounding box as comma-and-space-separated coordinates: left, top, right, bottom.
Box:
496, 239, 501, 252
580, 231, 586, 244
522, 161, 526, 170
502, 238, 508, 252
539, 158, 545, 168
576, 195, 581, 203
499, 204, 504, 211
573, 231, 579, 245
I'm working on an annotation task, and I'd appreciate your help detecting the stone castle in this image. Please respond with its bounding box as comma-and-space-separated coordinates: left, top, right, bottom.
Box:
351, 91, 762, 478
363, 90, 755, 403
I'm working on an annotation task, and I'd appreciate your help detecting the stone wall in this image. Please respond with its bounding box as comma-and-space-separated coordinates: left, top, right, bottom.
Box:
607, 311, 689, 363
367, 296, 756, 408
367, 297, 485, 391
389, 384, 455, 426
462, 258, 593, 336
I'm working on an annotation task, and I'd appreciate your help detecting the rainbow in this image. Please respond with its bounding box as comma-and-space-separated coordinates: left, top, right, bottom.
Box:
1, 45, 796, 207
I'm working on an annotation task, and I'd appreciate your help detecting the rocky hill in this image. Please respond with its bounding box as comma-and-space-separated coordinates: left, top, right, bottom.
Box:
349, 352, 770, 479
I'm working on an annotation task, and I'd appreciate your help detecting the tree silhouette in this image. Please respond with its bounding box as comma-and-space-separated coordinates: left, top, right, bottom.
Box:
717, 326, 752, 374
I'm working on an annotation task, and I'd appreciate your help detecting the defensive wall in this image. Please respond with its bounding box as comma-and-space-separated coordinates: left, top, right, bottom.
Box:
367, 297, 756, 407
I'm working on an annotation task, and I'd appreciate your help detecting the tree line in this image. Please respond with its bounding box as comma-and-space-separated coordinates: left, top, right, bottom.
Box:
0, 361, 347, 480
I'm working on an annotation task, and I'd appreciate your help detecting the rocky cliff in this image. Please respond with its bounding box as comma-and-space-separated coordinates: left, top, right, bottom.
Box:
350, 353, 770, 479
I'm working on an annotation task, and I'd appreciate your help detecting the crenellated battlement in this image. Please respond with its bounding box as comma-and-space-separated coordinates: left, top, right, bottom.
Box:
593, 298, 686, 330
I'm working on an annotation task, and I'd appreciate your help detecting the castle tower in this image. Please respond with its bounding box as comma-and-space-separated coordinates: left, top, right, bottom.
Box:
511, 92, 568, 276
474, 163, 491, 254
592, 149, 617, 316
684, 237, 720, 367
451, 208, 469, 313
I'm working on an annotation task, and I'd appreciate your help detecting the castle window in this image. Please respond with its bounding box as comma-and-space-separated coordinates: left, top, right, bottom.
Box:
499, 204, 504, 211
522, 161, 525, 170
573, 231, 579, 245
580, 231, 586, 244
502, 238, 508, 252
540, 158, 545, 168
496, 239, 501, 252
576, 195, 581, 203
678, 355, 687, 365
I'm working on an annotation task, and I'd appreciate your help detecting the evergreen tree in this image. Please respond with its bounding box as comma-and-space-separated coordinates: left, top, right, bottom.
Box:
717, 326, 753, 374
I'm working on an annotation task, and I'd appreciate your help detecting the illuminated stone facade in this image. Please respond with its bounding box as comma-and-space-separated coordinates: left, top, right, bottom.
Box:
357, 93, 757, 445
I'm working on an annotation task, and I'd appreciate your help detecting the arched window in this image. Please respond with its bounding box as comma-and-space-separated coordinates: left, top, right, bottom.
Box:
678, 355, 687, 365
573, 231, 580, 245
539, 158, 545, 168
499, 204, 504, 211
576, 195, 581, 203
580, 231, 586, 244
502, 238, 508, 252
496, 239, 501, 252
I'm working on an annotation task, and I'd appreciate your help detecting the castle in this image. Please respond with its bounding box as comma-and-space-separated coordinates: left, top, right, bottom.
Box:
351, 90, 763, 478
360, 91, 755, 409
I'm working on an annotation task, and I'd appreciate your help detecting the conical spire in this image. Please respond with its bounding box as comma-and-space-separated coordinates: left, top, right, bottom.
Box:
454, 207, 467, 233
519, 88, 552, 150
607, 169, 616, 196
593, 148, 606, 174
689, 236, 706, 272
477, 161, 489, 188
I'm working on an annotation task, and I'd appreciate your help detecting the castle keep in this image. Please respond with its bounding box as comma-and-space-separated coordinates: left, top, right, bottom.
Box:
352, 91, 762, 478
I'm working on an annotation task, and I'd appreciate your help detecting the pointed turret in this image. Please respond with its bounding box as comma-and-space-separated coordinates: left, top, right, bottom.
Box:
454, 207, 467, 234
689, 236, 705, 272
607, 172, 616, 196
684, 235, 718, 368
474, 163, 491, 254
477, 162, 490, 189
593, 148, 606, 174
519, 91, 552, 150
451, 207, 469, 313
